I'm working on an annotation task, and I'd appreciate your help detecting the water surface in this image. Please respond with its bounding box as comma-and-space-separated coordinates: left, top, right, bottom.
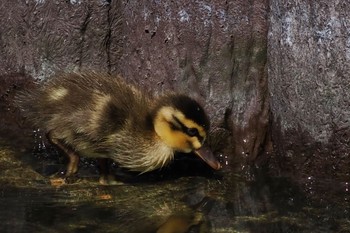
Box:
0, 130, 349, 233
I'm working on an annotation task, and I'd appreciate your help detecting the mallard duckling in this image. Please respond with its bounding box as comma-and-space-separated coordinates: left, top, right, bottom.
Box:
17, 72, 221, 181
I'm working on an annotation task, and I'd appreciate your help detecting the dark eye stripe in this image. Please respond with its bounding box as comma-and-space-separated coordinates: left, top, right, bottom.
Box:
172, 116, 187, 131
169, 121, 181, 130
172, 116, 202, 139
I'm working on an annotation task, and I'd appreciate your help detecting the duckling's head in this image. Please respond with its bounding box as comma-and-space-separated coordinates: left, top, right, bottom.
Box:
152, 95, 221, 170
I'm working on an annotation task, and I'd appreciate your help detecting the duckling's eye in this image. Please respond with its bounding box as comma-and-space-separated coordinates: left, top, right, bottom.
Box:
186, 128, 199, 137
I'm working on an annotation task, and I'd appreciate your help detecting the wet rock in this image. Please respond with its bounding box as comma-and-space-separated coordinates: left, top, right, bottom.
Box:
268, 0, 350, 180
0, 145, 45, 187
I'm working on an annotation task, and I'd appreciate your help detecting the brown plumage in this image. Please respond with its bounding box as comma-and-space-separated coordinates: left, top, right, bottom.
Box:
17, 71, 221, 181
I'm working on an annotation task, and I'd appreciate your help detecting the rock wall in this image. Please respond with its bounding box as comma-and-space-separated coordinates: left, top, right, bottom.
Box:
118, 0, 269, 168
0, 0, 122, 77
0, 0, 269, 171
269, 1, 350, 180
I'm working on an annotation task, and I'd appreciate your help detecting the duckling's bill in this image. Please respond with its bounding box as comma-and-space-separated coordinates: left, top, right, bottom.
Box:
194, 146, 221, 170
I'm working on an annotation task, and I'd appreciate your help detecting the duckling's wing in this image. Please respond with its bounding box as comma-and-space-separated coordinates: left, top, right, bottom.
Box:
17, 72, 152, 148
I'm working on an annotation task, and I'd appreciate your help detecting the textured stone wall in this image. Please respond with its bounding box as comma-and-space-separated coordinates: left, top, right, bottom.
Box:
269, 1, 350, 179
0, 0, 122, 77
118, 0, 269, 168
0, 0, 269, 171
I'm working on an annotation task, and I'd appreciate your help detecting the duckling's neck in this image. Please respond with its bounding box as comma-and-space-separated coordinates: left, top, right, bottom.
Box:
137, 139, 175, 173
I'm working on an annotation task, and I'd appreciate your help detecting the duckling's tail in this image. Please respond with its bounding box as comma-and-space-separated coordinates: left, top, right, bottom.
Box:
14, 87, 44, 127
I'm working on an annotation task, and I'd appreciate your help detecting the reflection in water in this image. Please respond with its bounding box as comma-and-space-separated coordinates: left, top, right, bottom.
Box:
157, 214, 204, 233
0, 180, 207, 233
0, 167, 349, 233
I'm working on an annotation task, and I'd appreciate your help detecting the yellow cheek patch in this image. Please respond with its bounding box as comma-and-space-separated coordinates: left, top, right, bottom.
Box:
154, 117, 192, 152
49, 87, 68, 101
189, 137, 202, 150
154, 107, 208, 152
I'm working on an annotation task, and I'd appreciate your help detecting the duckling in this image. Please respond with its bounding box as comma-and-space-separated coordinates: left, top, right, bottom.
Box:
16, 71, 221, 182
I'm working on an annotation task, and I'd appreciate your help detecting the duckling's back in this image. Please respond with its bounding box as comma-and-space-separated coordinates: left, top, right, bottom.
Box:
17, 72, 153, 150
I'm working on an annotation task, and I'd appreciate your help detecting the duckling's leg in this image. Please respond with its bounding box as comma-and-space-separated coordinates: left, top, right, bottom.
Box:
97, 158, 118, 185
61, 146, 79, 176
97, 158, 109, 185
46, 131, 80, 176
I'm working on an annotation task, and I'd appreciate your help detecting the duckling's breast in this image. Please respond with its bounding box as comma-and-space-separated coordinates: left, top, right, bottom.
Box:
97, 131, 175, 173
